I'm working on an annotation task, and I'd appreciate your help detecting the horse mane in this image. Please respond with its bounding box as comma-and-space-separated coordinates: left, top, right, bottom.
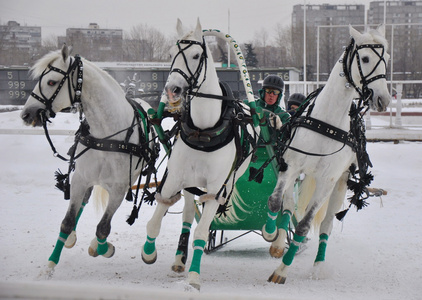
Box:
181, 30, 201, 41
30, 50, 62, 79
30, 50, 122, 91
356, 28, 389, 51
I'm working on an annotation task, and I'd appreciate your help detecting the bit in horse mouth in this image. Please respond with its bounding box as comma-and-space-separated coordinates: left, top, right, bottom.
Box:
169, 98, 182, 107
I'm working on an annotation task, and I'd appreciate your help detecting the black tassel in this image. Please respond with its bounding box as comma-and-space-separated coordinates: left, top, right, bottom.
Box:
126, 205, 139, 225
54, 169, 68, 192
335, 208, 349, 221
278, 158, 288, 172
216, 203, 231, 218
125, 188, 133, 201
248, 167, 264, 183
64, 183, 70, 200
144, 191, 156, 205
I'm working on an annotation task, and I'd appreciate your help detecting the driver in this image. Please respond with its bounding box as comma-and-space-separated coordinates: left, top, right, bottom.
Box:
256, 75, 290, 129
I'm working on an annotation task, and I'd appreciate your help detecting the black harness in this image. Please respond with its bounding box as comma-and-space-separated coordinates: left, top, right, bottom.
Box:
31, 55, 160, 217
31, 55, 83, 118
170, 38, 208, 91
342, 38, 387, 101
270, 38, 388, 218
160, 38, 257, 201
179, 82, 237, 152
283, 38, 387, 156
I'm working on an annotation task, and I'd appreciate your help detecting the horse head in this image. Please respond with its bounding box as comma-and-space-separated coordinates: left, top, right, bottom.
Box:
164, 18, 207, 111
21, 44, 82, 126
347, 25, 391, 112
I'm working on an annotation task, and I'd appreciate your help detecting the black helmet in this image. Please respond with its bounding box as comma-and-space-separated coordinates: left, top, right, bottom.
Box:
287, 93, 306, 109
262, 75, 284, 92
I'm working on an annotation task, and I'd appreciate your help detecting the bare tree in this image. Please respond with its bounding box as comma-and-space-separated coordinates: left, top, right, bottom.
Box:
124, 24, 171, 62
253, 28, 270, 67
274, 23, 293, 67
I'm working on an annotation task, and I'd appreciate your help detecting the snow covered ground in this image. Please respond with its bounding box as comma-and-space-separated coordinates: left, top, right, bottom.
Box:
0, 108, 421, 300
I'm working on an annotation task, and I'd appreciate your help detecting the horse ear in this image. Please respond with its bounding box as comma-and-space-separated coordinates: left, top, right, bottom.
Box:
194, 18, 203, 40
376, 24, 386, 37
61, 43, 69, 61
176, 18, 184, 37
349, 25, 361, 41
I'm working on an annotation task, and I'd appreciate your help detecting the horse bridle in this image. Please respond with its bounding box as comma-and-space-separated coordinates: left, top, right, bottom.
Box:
342, 38, 387, 103
31, 55, 83, 118
169, 37, 208, 95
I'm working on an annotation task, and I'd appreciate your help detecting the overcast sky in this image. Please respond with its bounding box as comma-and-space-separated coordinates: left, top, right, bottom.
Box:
1, 0, 374, 43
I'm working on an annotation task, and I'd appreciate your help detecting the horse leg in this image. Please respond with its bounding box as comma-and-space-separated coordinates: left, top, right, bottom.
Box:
48, 179, 92, 269
141, 201, 172, 264
65, 186, 93, 249
269, 210, 293, 258
314, 172, 348, 266
172, 191, 195, 273
264, 175, 295, 243
268, 182, 333, 284
88, 186, 126, 258
187, 198, 220, 291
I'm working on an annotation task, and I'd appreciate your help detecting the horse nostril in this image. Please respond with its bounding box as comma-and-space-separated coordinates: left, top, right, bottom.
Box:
173, 86, 182, 95
21, 112, 29, 121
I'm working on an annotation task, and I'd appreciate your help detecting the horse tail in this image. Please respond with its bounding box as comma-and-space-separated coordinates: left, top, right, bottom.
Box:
295, 175, 329, 234
92, 185, 109, 212
296, 175, 315, 221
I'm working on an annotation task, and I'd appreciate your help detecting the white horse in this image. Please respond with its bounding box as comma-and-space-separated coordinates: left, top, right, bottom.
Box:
21, 45, 158, 275
141, 19, 257, 290
263, 25, 390, 284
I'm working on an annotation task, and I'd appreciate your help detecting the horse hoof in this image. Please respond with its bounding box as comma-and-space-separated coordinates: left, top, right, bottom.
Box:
171, 264, 185, 273
262, 225, 279, 242
88, 239, 99, 257
141, 248, 157, 264
269, 246, 284, 258
268, 272, 287, 284
64, 231, 77, 249
47, 260, 57, 269
102, 243, 115, 258
88, 246, 99, 257
39, 263, 55, 280
188, 272, 201, 291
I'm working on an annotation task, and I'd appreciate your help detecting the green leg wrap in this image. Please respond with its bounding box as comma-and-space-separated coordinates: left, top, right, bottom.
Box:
279, 210, 292, 232
189, 239, 206, 274
176, 222, 191, 256
315, 233, 329, 263
282, 234, 306, 266
265, 210, 278, 234
96, 238, 108, 255
48, 231, 69, 265
73, 203, 86, 231
143, 235, 156, 255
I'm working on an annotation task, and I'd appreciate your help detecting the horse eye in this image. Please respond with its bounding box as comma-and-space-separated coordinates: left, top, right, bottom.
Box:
47, 80, 57, 86
193, 53, 200, 59
362, 56, 369, 63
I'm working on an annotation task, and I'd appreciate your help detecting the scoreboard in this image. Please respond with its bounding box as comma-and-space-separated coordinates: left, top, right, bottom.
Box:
0, 67, 293, 106
0, 68, 36, 105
